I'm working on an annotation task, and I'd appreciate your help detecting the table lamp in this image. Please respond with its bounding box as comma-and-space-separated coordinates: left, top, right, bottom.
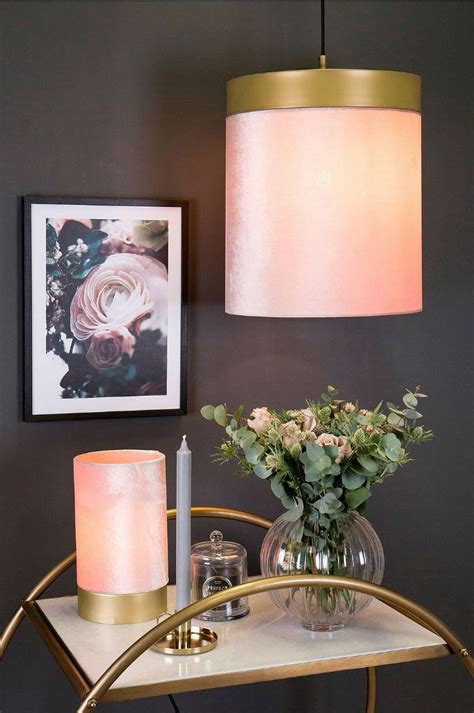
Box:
74, 449, 168, 624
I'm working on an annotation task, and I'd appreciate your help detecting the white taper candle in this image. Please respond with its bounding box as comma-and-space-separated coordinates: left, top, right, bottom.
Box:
176, 435, 192, 610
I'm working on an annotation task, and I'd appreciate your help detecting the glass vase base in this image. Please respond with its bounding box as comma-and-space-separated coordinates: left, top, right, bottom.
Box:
301, 620, 344, 632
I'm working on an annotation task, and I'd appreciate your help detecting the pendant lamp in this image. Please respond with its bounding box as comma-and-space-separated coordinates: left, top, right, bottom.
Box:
225, 1, 422, 317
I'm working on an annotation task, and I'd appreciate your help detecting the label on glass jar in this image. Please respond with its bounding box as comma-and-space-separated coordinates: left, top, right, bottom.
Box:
202, 575, 233, 598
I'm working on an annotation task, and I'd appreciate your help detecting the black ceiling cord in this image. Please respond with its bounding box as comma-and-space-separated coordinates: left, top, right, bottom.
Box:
168, 694, 182, 713
320, 0, 326, 57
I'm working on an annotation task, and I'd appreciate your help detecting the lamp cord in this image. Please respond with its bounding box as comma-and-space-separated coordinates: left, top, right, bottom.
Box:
168, 694, 182, 713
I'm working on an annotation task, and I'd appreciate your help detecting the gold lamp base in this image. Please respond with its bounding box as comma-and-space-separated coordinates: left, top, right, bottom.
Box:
78, 586, 167, 624
151, 619, 218, 656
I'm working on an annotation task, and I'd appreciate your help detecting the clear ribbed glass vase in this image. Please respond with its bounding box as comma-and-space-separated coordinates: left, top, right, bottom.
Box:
260, 511, 384, 631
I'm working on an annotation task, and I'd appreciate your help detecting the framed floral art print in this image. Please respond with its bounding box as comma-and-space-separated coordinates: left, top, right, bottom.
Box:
24, 196, 187, 421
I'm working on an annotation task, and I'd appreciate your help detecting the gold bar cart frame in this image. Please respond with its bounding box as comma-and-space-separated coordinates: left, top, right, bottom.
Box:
1, 506, 472, 713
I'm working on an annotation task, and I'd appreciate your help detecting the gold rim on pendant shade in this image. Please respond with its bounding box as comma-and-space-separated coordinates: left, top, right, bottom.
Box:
226, 68, 421, 115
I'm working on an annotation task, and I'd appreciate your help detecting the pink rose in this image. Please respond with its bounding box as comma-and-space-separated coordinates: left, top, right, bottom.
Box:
248, 407, 272, 435
316, 433, 339, 448
316, 433, 353, 463
280, 420, 302, 448
49, 218, 92, 233
86, 327, 136, 371
100, 219, 136, 245
100, 237, 146, 256
301, 407, 318, 432
336, 436, 353, 464
70, 253, 168, 341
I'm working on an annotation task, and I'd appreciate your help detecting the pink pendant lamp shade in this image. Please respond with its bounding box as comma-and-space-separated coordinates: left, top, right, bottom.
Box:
74, 449, 168, 624
225, 70, 422, 317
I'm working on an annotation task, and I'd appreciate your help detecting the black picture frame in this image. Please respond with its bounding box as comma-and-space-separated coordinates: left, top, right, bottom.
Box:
23, 195, 188, 421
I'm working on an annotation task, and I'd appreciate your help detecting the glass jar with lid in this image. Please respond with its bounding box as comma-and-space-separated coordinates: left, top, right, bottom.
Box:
191, 530, 250, 621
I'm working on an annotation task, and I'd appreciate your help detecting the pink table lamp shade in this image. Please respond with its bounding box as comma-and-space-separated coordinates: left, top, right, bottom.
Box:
74, 450, 168, 623
226, 107, 422, 317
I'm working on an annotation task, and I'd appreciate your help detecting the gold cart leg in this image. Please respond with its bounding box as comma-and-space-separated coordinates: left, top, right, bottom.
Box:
0, 551, 76, 660
366, 667, 377, 713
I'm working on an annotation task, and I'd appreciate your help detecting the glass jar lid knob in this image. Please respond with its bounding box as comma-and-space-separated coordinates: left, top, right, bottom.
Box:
210, 530, 223, 553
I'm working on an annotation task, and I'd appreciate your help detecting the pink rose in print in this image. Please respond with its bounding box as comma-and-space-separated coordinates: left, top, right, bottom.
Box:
86, 327, 136, 371
70, 253, 168, 341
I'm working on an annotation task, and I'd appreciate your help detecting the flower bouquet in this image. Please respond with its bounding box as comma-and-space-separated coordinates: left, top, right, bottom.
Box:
202, 386, 433, 629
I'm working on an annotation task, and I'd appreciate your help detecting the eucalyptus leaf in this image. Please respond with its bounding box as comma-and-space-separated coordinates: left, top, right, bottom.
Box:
301, 482, 314, 498
323, 444, 339, 460
280, 492, 296, 510
234, 404, 245, 421
214, 405, 228, 427
403, 408, 423, 420
303, 463, 321, 482
253, 463, 272, 479
385, 448, 401, 462
381, 432, 402, 461
243, 443, 264, 464
403, 393, 418, 408
300, 451, 322, 482
271, 477, 286, 498
318, 514, 330, 529
345, 486, 371, 509
282, 498, 304, 521
306, 444, 325, 462
387, 411, 404, 427
315, 492, 343, 515
342, 470, 366, 490
200, 405, 215, 420
315, 455, 332, 472
239, 430, 257, 446
357, 456, 379, 474
381, 433, 401, 449
391, 408, 407, 418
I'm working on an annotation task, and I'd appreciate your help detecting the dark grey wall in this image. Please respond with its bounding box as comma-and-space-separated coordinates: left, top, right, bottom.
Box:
1, 2, 472, 711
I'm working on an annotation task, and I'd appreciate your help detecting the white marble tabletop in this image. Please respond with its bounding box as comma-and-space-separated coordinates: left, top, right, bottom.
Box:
35, 584, 448, 699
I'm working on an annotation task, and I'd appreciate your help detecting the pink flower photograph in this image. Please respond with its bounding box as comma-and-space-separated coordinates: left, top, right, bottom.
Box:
25, 197, 187, 420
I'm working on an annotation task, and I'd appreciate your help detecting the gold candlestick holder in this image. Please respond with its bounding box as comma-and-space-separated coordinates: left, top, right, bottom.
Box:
151, 615, 218, 656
